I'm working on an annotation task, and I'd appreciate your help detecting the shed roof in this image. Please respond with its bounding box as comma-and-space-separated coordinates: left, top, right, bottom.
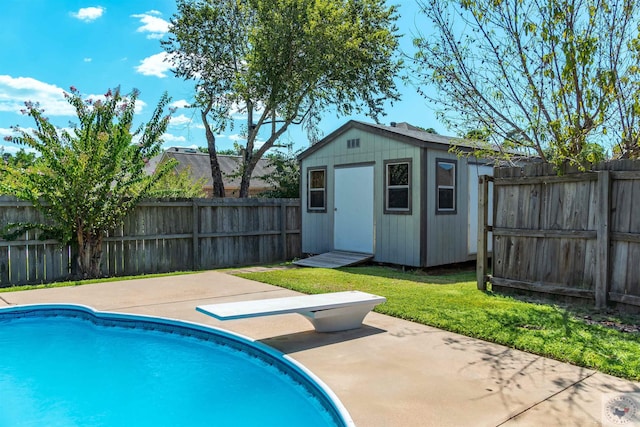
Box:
298, 120, 481, 161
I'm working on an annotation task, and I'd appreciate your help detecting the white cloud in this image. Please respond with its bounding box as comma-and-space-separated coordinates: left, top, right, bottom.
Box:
170, 114, 193, 126
84, 58, 92, 62
0, 127, 14, 138
135, 52, 172, 78
0, 76, 148, 122
161, 132, 186, 143
71, 6, 105, 22
0, 75, 74, 116
134, 99, 147, 114
170, 99, 190, 109
131, 12, 169, 39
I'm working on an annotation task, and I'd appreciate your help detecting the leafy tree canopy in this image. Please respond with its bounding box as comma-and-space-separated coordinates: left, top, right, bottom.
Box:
412, 0, 640, 167
163, 0, 401, 197
258, 144, 301, 198
1, 148, 38, 168
147, 164, 206, 198
0, 87, 175, 278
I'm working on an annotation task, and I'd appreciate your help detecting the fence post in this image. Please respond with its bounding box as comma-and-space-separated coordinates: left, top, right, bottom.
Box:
595, 171, 611, 309
477, 175, 489, 290
280, 200, 288, 260
192, 199, 200, 271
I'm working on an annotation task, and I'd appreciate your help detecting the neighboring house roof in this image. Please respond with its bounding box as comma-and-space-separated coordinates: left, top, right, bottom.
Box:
147, 148, 275, 193
298, 120, 482, 160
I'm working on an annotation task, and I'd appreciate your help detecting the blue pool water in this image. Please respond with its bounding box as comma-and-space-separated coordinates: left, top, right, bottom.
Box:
0, 305, 350, 427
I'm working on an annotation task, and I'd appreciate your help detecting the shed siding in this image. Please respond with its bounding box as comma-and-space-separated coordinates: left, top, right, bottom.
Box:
301, 128, 422, 265
374, 133, 422, 266
425, 149, 472, 266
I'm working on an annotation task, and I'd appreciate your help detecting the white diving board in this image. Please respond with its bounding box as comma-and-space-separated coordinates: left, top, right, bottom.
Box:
196, 291, 386, 332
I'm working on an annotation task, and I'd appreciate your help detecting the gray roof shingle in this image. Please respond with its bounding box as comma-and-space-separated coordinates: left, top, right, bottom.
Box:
147, 148, 275, 191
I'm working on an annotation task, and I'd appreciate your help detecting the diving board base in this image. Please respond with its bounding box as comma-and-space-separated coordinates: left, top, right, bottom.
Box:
300, 305, 378, 332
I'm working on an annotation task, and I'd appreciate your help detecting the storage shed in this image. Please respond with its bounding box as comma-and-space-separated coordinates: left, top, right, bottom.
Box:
298, 120, 493, 268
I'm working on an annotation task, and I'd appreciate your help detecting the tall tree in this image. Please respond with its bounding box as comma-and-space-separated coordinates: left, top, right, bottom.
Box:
412, 0, 639, 167
611, 23, 640, 158
163, 0, 401, 197
1, 87, 175, 279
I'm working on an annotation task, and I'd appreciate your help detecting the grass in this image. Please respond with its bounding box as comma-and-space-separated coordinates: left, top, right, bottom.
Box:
236, 265, 640, 381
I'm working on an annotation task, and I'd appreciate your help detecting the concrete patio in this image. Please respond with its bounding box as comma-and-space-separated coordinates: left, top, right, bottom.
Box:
1, 270, 638, 426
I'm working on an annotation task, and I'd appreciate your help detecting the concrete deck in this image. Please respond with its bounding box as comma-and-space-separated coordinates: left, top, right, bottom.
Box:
1, 270, 638, 426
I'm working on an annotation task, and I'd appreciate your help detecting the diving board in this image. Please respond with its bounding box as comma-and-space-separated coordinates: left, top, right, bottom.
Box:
293, 251, 373, 268
196, 291, 386, 332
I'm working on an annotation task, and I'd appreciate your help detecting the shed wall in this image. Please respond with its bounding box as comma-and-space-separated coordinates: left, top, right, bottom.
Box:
424, 150, 473, 267
301, 128, 423, 266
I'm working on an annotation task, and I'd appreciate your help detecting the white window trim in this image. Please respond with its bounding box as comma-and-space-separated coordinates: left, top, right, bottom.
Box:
436, 160, 456, 213
307, 168, 326, 212
385, 160, 411, 213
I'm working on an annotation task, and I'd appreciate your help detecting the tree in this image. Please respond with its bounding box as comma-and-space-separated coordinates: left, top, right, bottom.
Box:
257, 145, 301, 198
1, 148, 37, 168
163, 0, 401, 197
611, 29, 640, 158
0, 87, 175, 279
412, 0, 638, 167
147, 164, 206, 198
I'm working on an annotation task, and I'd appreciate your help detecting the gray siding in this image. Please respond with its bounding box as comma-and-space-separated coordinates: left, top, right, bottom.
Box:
424, 150, 471, 267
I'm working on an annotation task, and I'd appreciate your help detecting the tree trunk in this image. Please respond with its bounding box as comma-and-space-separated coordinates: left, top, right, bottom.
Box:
238, 119, 291, 198
76, 229, 104, 279
202, 108, 225, 197
207, 138, 225, 198
239, 157, 258, 198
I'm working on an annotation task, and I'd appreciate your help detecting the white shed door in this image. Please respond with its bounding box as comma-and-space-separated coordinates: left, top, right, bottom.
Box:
468, 164, 494, 254
334, 166, 374, 254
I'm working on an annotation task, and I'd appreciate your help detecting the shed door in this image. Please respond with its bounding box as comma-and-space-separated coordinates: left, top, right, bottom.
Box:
334, 166, 374, 254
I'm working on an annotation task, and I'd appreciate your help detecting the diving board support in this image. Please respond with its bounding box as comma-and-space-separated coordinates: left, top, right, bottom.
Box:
196, 291, 386, 332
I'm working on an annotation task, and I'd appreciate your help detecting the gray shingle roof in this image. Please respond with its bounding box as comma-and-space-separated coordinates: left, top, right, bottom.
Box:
147, 148, 275, 191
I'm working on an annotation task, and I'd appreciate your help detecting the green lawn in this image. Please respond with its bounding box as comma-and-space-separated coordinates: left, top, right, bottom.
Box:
236, 266, 640, 381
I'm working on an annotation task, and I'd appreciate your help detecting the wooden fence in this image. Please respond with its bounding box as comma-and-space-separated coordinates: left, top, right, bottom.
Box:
477, 160, 640, 310
0, 197, 301, 287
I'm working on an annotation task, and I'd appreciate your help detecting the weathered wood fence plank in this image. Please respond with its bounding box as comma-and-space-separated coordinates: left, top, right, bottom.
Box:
0, 197, 301, 287
482, 160, 640, 310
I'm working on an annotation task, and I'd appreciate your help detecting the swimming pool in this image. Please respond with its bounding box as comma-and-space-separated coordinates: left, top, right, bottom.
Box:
0, 304, 353, 427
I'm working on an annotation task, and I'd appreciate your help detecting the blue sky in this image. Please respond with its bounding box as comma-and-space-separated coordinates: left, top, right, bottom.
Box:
0, 1, 441, 156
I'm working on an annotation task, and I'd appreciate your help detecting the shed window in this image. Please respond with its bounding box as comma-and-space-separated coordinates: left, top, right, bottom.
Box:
436, 159, 456, 213
308, 168, 326, 211
385, 160, 411, 213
